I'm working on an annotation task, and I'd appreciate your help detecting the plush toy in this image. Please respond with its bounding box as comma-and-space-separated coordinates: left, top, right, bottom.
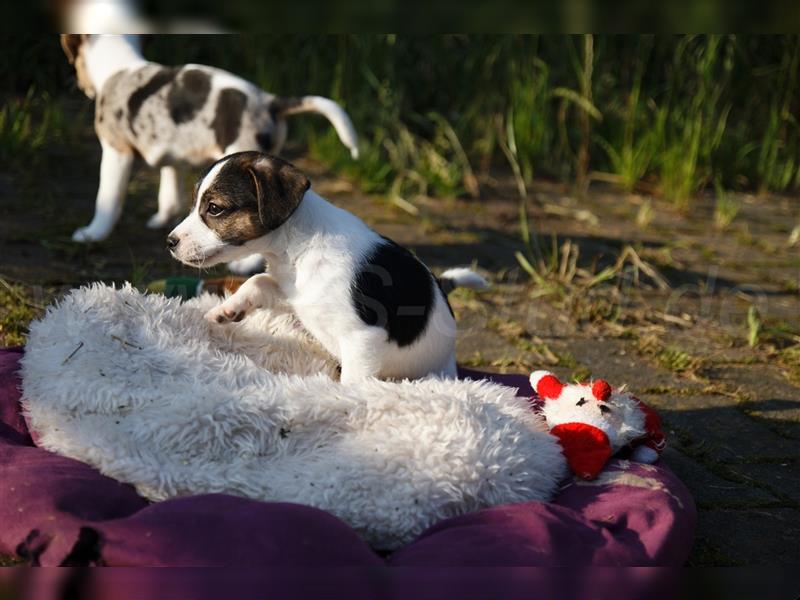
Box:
530, 370, 666, 480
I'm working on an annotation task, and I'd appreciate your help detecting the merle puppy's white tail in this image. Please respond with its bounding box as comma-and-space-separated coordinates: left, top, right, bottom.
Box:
438, 268, 490, 295
275, 95, 359, 159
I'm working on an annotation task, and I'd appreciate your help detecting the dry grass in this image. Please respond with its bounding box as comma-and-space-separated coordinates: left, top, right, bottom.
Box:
0, 277, 43, 347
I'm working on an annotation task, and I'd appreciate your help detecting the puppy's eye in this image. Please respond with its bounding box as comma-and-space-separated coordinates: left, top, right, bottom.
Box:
576, 397, 587, 407
599, 404, 612, 414
207, 202, 225, 217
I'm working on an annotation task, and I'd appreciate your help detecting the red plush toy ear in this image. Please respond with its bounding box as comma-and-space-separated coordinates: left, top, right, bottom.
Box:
550, 423, 612, 480
537, 375, 564, 400
592, 379, 612, 402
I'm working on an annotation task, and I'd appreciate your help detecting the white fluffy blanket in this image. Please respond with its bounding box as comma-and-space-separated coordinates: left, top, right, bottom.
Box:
20, 284, 566, 549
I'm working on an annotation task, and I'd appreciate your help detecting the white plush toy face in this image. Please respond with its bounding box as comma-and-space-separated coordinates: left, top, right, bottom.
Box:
530, 370, 646, 451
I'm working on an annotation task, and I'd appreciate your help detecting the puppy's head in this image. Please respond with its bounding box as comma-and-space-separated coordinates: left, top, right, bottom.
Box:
60, 34, 96, 99
167, 152, 310, 267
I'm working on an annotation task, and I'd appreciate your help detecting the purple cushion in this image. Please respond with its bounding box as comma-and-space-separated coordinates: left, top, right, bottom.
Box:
0, 348, 695, 568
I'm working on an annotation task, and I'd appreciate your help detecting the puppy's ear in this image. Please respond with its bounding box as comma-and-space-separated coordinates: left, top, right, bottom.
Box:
60, 34, 86, 64
247, 156, 310, 231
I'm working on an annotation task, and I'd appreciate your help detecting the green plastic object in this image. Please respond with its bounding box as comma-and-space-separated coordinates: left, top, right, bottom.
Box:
146, 277, 203, 300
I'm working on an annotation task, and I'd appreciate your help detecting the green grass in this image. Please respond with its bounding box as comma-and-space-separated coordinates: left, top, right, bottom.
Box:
746, 306, 762, 348
0, 88, 70, 168
657, 36, 733, 208
713, 177, 741, 229
595, 38, 661, 192
657, 346, 700, 373
0, 278, 42, 347
6, 35, 800, 205
296, 35, 800, 203
779, 345, 800, 386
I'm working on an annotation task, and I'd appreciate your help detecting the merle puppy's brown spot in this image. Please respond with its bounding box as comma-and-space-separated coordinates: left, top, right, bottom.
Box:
167, 69, 211, 124
61, 34, 95, 98
127, 67, 178, 129
212, 89, 248, 151
195, 152, 310, 245
60, 34, 85, 65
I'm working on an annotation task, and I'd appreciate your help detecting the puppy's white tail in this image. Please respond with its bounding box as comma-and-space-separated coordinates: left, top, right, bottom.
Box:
273, 95, 359, 159
438, 268, 490, 295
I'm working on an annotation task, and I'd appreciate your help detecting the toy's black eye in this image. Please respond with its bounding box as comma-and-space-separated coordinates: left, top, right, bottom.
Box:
576, 397, 587, 406
599, 404, 612, 414
207, 202, 225, 216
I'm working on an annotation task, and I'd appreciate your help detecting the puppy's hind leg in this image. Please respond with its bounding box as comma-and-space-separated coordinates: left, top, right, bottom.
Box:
72, 141, 134, 242
147, 166, 184, 229
339, 329, 387, 384
435, 354, 459, 380
205, 273, 281, 324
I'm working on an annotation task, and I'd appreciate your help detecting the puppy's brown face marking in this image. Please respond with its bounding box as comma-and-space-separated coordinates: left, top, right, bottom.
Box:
197, 160, 266, 246
194, 152, 310, 246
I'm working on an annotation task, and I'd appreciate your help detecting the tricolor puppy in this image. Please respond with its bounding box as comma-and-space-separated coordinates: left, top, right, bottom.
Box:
61, 34, 358, 273
167, 152, 488, 383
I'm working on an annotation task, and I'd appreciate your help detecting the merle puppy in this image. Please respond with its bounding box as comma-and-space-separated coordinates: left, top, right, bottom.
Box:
167, 152, 488, 383
62, 34, 359, 273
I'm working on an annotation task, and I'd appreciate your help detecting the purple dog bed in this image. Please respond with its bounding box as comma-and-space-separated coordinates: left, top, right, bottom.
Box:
0, 347, 695, 570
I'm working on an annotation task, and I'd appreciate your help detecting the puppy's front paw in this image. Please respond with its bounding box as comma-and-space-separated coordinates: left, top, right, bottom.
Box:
204, 299, 251, 325
72, 226, 108, 243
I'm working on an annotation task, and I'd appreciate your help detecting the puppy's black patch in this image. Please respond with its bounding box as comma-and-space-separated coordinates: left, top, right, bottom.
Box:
269, 96, 302, 120
212, 88, 248, 151
255, 131, 273, 152
127, 67, 178, 128
167, 69, 211, 124
352, 239, 436, 347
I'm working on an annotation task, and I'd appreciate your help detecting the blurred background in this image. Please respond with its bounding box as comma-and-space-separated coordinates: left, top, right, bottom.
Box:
1, 34, 799, 565
7, 35, 800, 203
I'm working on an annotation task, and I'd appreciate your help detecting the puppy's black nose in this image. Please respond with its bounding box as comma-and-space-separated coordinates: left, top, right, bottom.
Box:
166, 234, 180, 250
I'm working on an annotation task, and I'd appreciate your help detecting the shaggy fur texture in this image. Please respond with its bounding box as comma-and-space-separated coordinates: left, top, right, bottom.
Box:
20, 284, 566, 549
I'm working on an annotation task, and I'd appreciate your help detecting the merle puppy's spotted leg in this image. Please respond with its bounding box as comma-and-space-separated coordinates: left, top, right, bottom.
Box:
204, 273, 282, 324
147, 166, 185, 229
72, 141, 134, 242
